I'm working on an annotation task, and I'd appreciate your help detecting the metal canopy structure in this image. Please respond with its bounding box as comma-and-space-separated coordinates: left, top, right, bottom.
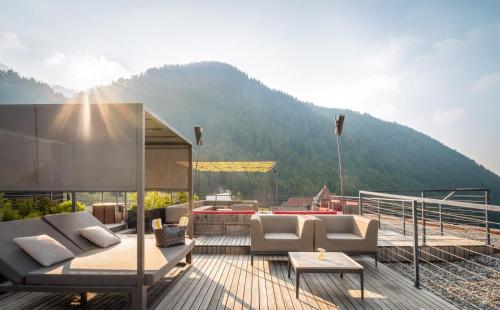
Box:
194, 161, 276, 173
0, 103, 193, 309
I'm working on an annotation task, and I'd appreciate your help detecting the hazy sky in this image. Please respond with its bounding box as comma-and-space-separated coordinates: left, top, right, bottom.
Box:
1, 1, 499, 175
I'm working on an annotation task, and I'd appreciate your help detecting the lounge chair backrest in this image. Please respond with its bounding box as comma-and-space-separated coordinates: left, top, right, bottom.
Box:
314, 215, 354, 233
260, 215, 298, 233
165, 205, 188, 224
42, 211, 116, 252
0, 218, 82, 284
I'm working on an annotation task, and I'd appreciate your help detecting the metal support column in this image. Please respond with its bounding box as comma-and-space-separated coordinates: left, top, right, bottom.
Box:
421, 192, 426, 244
188, 146, 194, 239
377, 199, 381, 228
438, 203, 443, 236
134, 105, 146, 310
358, 192, 363, 215
485, 190, 490, 246
412, 200, 420, 288
402, 200, 406, 236
71, 192, 77, 212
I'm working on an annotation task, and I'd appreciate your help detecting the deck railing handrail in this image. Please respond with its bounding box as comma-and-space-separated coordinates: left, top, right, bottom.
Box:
358, 190, 499, 309
360, 190, 500, 212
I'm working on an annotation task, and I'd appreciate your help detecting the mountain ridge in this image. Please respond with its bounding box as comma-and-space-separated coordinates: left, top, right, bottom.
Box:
76, 62, 500, 202
1, 62, 499, 203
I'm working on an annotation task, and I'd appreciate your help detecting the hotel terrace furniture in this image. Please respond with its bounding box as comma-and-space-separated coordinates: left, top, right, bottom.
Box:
0, 103, 194, 309
165, 204, 188, 224
287, 251, 364, 299
313, 215, 379, 266
0, 212, 194, 307
250, 214, 315, 265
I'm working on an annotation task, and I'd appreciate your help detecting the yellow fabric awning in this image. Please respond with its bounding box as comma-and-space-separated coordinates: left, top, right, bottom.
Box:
195, 161, 276, 173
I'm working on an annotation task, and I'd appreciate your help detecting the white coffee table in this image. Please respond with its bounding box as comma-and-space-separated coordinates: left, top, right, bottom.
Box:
288, 252, 364, 299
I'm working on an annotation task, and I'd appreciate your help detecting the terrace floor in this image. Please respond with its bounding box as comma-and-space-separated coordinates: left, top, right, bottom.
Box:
0, 253, 456, 310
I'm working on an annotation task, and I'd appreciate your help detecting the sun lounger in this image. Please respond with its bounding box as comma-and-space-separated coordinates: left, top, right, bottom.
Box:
0, 212, 194, 308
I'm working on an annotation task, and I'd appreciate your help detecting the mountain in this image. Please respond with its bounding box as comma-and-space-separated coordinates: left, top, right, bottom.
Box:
1, 63, 499, 204
69, 62, 500, 203
0, 70, 66, 104
49, 84, 77, 98
0, 62, 11, 71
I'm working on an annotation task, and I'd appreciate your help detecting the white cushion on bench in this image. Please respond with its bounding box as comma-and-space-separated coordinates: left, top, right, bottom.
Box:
14, 234, 75, 267
79, 226, 120, 248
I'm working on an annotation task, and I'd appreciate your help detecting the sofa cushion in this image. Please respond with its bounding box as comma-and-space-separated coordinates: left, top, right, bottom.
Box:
26, 238, 194, 286
14, 234, 76, 267
79, 226, 121, 248
327, 233, 362, 240
265, 233, 299, 240
260, 215, 297, 233
165, 205, 188, 224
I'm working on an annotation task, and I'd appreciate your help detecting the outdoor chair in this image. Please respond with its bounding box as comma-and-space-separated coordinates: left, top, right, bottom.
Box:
250, 214, 314, 265
165, 204, 188, 224
313, 215, 378, 266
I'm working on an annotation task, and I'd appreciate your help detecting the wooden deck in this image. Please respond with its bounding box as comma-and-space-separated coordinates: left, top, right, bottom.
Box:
157, 254, 456, 309
0, 254, 457, 309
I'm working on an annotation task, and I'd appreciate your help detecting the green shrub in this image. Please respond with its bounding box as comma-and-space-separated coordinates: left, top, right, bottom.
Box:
128, 191, 199, 211
0, 194, 86, 222
56, 200, 86, 213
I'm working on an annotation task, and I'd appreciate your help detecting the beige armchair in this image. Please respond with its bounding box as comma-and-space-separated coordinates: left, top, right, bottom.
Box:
250, 214, 315, 265
314, 215, 379, 266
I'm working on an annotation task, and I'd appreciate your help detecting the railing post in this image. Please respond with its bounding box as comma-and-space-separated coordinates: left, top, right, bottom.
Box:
421, 191, 426, 244
439, 203, 443, 236
485, 190, 490, 246
377, 199, 381, 228
71, 192, 77, 212
402, 200, 406, 236
359, 192, 363, 215
412, 200, 420, 288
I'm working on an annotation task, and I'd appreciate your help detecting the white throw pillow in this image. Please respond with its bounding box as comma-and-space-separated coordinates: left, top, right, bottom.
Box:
14, 234, 75, 267
79, 226, 121, 248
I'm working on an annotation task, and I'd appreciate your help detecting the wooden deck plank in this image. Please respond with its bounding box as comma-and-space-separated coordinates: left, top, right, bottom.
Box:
195, 255, 232, 310
207, 254, 236, 309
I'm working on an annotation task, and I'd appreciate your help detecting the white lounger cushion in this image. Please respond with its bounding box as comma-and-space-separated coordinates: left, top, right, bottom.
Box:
14, 234, 75, 267
79, 226, 121, 248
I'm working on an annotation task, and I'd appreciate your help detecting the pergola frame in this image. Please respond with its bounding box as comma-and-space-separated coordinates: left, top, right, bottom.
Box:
0, 103, 193, 309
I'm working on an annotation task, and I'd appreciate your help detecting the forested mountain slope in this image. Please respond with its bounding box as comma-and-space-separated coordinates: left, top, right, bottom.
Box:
76, 62, 500, 202
1, 64, 499, 203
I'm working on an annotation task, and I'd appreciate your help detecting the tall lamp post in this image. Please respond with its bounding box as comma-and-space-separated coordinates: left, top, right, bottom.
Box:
194, 126, 203, 197
334, 114, 345, 211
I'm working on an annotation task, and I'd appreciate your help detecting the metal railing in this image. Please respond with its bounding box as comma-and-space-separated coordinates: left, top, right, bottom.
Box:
359, 190, 500, 310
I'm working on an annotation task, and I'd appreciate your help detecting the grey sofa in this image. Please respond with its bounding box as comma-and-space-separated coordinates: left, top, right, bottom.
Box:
0, 211, 194, 308
250, 214, 314, 265
313, 215, 378, 266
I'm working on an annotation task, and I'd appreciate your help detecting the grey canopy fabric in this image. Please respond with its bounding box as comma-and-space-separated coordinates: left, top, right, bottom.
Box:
0, 103, 191, 192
